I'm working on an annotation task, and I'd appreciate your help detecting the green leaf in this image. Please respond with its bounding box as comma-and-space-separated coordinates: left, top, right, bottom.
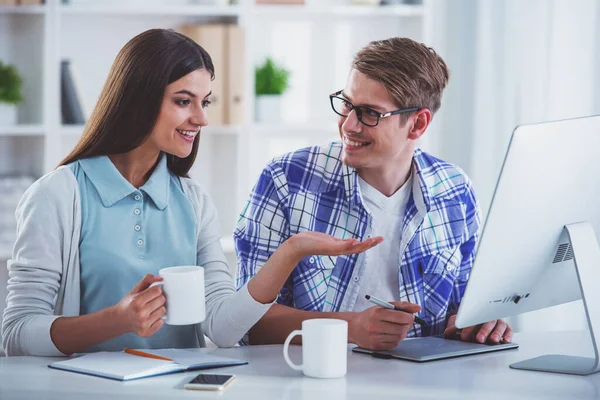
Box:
0, 60, 23, 105
255, 58, 290, 96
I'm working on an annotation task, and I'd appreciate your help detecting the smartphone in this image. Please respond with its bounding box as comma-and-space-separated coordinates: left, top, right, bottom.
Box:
184, 373, 236, 391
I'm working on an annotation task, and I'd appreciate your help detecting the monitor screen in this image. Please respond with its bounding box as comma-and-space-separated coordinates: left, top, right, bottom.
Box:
455, 115, 600, 329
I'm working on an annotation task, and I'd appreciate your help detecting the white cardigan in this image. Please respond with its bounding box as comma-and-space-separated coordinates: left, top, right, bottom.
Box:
2, 166, 270, 356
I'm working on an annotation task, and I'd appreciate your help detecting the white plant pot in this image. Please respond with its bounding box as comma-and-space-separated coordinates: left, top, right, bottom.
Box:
0, 103, 17, 125
255, 95, 282, 124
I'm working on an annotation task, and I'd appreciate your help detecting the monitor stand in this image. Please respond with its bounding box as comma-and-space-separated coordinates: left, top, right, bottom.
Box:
510, 221, 600, 375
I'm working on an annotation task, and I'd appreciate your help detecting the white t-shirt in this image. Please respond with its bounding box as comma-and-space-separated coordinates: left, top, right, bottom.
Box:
353, 174, 413, 312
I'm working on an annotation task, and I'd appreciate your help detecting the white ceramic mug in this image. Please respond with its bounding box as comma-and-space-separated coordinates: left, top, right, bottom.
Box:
157, 266, 205, 325
283, 319, 348, 378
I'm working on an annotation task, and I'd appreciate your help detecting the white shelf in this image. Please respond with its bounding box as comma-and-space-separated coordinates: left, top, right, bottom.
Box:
251, 122, 338, 135
60, 123, 340, 137
1, 2, 423, 17
0, 5, 46, 14
0, 124, 45, 136
59, 4, 242, 17
253, 4, 424, 18
59, 124, 242, 137
204, 125, 242, 136
59, 124, 85, 137
60, 123, 338, 137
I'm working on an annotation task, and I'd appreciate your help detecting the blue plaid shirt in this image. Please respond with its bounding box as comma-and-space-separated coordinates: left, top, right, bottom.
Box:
235, 141, 481, 337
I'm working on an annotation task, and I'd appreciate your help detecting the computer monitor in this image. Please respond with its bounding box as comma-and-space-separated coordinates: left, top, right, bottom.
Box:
454, 115, 600, 375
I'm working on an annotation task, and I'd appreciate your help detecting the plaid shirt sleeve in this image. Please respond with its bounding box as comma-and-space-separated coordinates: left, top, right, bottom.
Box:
447, 179, 482, 318
234, 163, 294, 306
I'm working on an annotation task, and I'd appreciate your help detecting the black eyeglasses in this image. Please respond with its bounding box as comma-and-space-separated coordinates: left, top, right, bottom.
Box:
329, 90, 420, 127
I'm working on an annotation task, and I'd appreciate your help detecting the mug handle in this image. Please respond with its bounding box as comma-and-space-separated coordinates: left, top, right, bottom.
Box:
149, 281, 167, 321
283, 330, 303, 371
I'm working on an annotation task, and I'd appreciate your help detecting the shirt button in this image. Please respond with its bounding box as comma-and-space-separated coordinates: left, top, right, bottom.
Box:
137, 239, 144, 246
134, 194, 141, 201
134, 225, 141, 232
446, 264, 456, 272
134, 209, 141, 215
353, 276, 359, 282
309, 256, 316, 264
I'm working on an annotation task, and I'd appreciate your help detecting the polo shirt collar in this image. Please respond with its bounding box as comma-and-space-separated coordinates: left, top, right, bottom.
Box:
79, 154, 170, 210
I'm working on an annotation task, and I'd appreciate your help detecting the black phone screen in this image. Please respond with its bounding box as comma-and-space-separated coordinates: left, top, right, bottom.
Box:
189, 374, 233, 385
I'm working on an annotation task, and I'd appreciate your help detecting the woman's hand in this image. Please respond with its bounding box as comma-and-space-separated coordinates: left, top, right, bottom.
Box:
286, 231, 384, 259
48, 274, 167, 354
112, 274, 167, 337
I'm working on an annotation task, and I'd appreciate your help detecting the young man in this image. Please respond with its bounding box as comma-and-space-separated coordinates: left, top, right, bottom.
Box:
235, 38, 512, 350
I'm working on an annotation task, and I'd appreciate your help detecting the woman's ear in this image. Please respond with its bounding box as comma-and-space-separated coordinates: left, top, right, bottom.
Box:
407, 109, 431, 140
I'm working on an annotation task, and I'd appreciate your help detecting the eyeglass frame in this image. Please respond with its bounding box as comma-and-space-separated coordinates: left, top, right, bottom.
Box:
329, 90, 421, 127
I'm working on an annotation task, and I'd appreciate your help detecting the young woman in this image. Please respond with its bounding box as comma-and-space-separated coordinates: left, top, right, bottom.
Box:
2, 29, 382, 356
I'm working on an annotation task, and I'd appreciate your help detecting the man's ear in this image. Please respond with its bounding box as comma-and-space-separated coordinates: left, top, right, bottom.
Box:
407, 109, 431, 140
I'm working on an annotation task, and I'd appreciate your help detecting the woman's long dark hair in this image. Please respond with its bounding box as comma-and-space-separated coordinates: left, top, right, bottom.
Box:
58, 29, 214, 177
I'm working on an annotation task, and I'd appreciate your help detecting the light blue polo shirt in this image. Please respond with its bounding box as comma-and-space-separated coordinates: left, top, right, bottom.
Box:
69, 154, 200, 352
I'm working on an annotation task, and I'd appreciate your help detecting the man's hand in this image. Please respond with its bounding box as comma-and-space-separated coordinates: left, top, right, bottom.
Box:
286, 231, 384, 259
444, 314, 513, 344
248, 232, 384, 305
349, 302, 421, 350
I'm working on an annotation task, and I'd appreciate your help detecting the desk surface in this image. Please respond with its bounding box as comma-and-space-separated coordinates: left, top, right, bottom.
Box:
1, 331, 598, 400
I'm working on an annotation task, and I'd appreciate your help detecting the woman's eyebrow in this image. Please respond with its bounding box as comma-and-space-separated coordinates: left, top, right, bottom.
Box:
174, 89, 197, 97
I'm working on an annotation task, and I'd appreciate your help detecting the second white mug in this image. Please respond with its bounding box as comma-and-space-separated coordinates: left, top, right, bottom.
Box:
283, 319, 348, 378
157, 265, 205, 325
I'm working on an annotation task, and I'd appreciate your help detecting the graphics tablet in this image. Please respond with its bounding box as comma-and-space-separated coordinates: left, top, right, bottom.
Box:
352, 335, 518, 362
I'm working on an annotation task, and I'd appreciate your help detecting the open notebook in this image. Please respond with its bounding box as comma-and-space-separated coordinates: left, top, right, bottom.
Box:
48, 348, 247, 381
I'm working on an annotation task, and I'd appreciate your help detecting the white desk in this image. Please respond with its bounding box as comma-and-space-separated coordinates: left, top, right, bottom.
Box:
0, 331, 598, 400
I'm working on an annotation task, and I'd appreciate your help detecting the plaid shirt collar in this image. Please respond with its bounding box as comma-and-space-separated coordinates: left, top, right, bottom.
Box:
329, 144, 432, 215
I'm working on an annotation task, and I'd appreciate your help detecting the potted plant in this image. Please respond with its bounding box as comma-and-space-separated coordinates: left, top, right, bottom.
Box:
255, 58, 289, 123
0, 61, 23, 125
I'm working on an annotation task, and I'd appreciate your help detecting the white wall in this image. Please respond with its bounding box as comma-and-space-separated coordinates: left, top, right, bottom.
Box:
426, 0, 600, 332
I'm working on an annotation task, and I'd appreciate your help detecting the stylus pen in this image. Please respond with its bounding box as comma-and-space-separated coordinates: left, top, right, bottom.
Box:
365, 295, 428, 326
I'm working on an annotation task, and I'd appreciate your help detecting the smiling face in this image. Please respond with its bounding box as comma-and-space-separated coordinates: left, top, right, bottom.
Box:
338, 69, 417, 173
147, 68, 212, 159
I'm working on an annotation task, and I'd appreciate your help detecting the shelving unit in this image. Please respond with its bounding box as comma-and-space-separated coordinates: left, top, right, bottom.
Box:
59, 4, 243, 16
0, 124, 45, 136
0, 0, 429, 266
58, 124, 243, 137
0, 5, 46, 14
252, 3, 424, 17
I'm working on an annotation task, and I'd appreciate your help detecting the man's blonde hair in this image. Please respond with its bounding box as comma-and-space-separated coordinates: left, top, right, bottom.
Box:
352, 37, 449, 116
